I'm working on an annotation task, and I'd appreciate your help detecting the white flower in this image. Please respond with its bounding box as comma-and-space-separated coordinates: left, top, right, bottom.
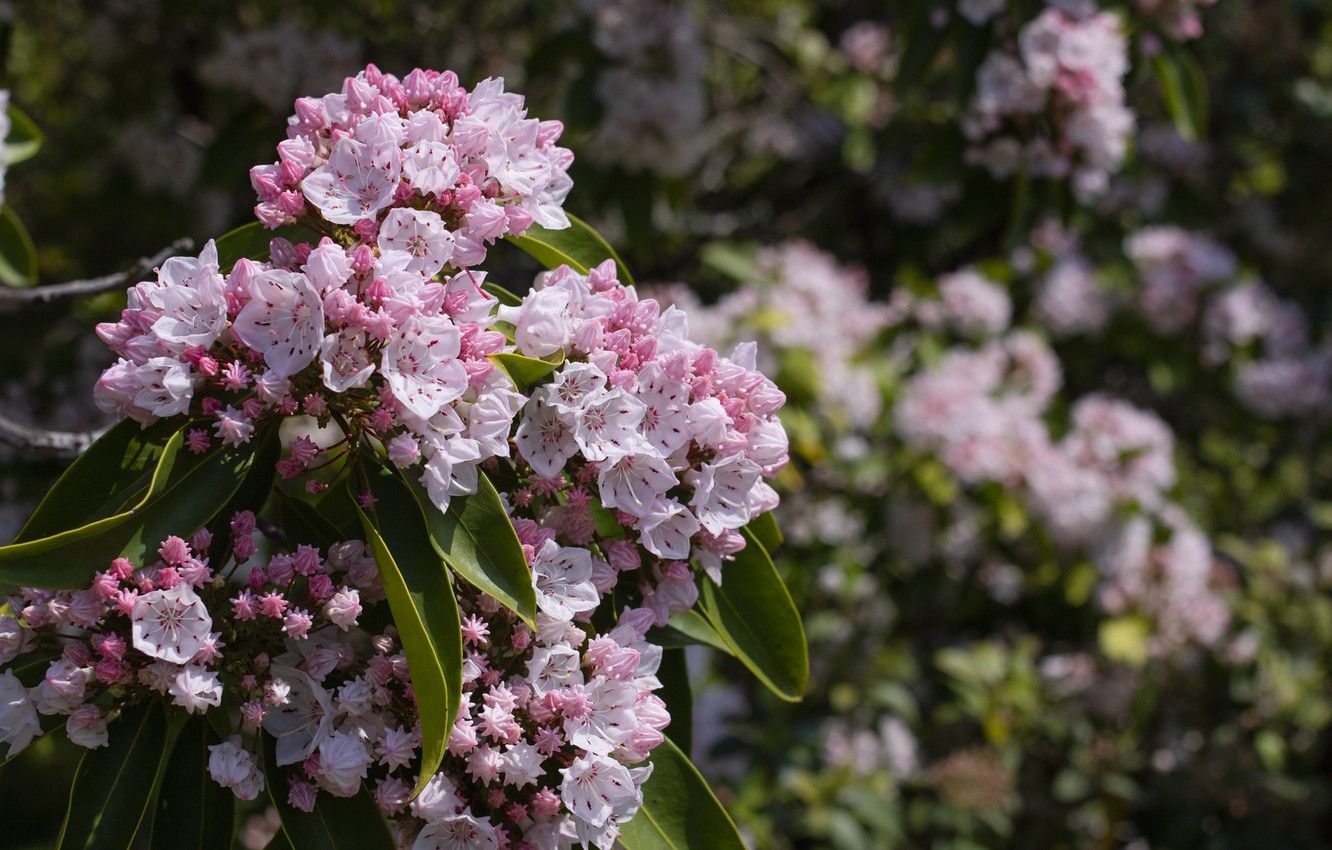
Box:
146, 240, 228, 351
532, 543, 602, 621
33, 657, 92, 714
636, 498, 701, 561
316, 730, 372, 797
301, 135, 401, 225
380, 316, 468, 419
319, 329, 376, 392
560, 753, 640, 829
170, 665, 223, 714
208, 736, 265, 800
233, 269, 325, 378
262, 665, 336, 766
323, 588, 362, 630
411, 772, 463, 822
65, 704, 109, 749
598, 454, 678, 518
499, 286, 572, 357
573, 388, 648, 462
130, 584, 214, 664
412, 813, 500, 850
0, 616, 33, 665
378, 208, 454, 278
501, 741, 546, 789
515, 388, 579, 478
0, 671, 40, 758
688, 455, 763, 536
402, 140, 460, 197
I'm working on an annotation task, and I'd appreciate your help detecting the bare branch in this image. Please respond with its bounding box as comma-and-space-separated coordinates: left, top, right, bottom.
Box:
0, 238, 195, 307
0, 411, 106, 460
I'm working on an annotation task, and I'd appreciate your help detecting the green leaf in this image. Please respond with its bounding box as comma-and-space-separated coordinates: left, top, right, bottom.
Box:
5, 105, 43, 164
617, 737, 746, 850
489, 351, 563, 391
657, 649, 692, 753
646, 609, 734, 654
1153, 47, 1208, 142
697, 528, 808, 702
401, 470, 537, 628
357, 465, 462, 794
150, 716, 235, 850
213, 221, 322, 272
15, 418, 177, 542
0, 423, 261, 588
507, 212, 634, 284
745, 512, 783, 553
261, 736, 394, 850
0, 206, 37, 287
57, 700, 181, 850
279, 495, 348, 552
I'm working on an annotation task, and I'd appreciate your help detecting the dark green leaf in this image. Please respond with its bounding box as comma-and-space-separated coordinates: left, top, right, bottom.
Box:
261, 736, 394, 850
646, 609, 733, 654
151, 716, 235, 850
507, 212, 634, 284
16, 418, 176, 542
401, 470, 537, 628
617, 737, 746, 850
357, 465, 462, 794
489, 351, 563, 391
745, 511, 783, 553
698, 528, 808, 702
279, 495, 347, 552
214, 221, 322, 272
0, 423, 261, 588
5, 105, 43, 164
0, 206, 37, 287
57, 700, 181, 850
657, 649, 692, 753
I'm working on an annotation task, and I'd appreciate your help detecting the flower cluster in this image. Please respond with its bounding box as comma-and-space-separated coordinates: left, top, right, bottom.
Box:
965, 6, 1134, 200
499, 260, 788, 620
891, 274, 1228, 651
92, 235, 521, 512
0, 511, 677, 850
252, 64, 572, 236
0, 518, 373, 764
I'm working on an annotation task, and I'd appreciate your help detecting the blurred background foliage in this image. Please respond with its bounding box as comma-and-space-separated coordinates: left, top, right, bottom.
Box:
4, 1, 1332, 849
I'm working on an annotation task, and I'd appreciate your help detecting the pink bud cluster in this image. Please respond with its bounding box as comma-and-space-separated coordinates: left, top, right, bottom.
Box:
0, 519, 379, 772
252, 64, 572, 242
965, 6, 1134, 201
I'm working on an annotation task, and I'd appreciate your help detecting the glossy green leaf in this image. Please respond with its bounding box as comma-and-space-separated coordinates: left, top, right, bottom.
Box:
646, 609, 733, 654
698, 528, 808, 702
279, 495, 347, 552
0, 206, 37, 287
745, 511, 783, 553
657, 649, 692, 753
262, 736, 394, 850
507, 212, 634, 284
16, 418, 176, 542
0, 423, 261, 588
401, 470, 537, 628
617, 737, 746, 850
57, 700, 181, 850
5, 105, 43, 164
489, 351, 563, 391
151, 716, 234, 850
214, 221, 322, 272
358, 465, 462, 794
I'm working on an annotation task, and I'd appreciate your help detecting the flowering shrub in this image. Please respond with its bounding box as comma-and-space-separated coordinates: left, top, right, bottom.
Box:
0, 64, 800, 850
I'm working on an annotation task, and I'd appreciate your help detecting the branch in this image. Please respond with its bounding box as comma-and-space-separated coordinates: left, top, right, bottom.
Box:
0, 411, 106, 460
0, 237, 195, 307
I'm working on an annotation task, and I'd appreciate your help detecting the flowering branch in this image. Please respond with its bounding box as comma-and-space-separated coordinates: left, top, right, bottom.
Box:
0, 410, 105, 459
0, 238, 195, 307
